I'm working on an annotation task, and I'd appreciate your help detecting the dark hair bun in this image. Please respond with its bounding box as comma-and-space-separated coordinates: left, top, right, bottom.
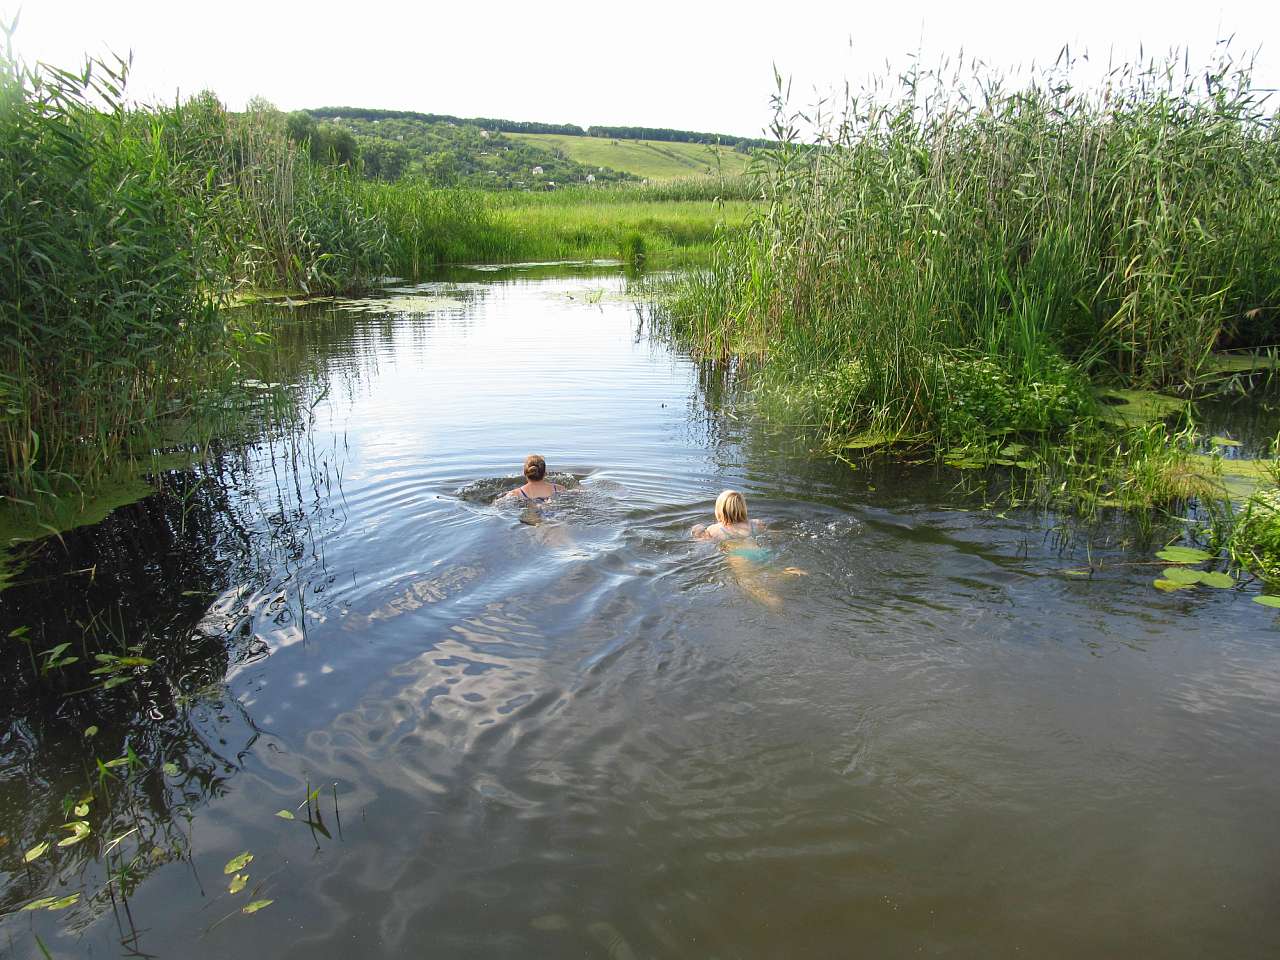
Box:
523, 455, 546, 481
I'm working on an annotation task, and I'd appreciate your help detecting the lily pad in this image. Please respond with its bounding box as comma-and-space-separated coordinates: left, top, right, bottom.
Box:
224, 851, 253, 875
1197, 571, 1234, 588
1254, 595, 1280, 608
1156, 546, 1212, 564
1161, 567, 1203, 585
1153, 578, 1194, 592
275, 809, 295, 820
73, 802, 89, 817
229, 873, 248, 895
242, 899, 274, 914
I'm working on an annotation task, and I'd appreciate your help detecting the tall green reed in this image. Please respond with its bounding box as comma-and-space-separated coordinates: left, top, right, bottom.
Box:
665, 50, 1280, 452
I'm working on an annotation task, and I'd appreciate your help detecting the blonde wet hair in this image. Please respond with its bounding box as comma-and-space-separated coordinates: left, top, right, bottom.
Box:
715, 489, 748, 525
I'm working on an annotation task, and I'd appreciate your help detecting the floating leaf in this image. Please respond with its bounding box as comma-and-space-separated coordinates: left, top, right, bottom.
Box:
163, 762, 179, 777
46, 893, 79, 911
24, 841, 49, 862
229, 873, 248, 895
1198, 571, 1234, 588
1254, 595, 1280, 608
1153, 578, 1194, 592
83, 725, 98, 738
274, 809, 295, 820
73, 803, 89, 817
224, 851, 253, 874
21, 897, 58, 911
1161, 567, 1203, 585
57, 821, 90, 847
242, 899, 274, 914
1155, 546, 1212, 564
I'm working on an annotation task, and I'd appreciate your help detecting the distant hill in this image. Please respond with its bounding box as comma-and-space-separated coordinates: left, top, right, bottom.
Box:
507, 132, 752, 181
306, 107, 770, 188
309, 107, 772, 149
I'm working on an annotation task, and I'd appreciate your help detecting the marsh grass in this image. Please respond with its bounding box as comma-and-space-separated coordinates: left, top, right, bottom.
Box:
663, 49, 1280, 508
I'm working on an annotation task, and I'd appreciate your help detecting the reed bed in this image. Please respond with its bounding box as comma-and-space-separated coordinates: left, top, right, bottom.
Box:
664, 52, 1280, 460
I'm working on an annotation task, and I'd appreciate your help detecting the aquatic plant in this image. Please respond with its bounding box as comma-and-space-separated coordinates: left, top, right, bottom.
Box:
663, 49, 1280, 488
1226, 490, 1280, 581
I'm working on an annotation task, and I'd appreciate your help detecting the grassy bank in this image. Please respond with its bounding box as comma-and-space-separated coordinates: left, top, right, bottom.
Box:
365, 180, 753, 272
664, 53, 1279, 504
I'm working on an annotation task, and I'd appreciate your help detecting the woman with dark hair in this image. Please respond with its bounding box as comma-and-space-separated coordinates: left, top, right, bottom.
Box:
498, 454, 563, 504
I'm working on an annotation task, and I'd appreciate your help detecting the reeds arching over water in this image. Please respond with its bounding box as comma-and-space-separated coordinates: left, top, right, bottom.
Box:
666, 52, 1280, 452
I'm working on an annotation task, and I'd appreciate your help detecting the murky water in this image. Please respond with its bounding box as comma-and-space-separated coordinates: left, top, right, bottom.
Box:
3, 265, 1279, 958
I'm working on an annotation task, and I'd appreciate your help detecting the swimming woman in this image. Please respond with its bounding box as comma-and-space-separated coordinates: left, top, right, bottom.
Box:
691, 490, 766, 544
499, 454, 563, 504
692, 490, 804, 607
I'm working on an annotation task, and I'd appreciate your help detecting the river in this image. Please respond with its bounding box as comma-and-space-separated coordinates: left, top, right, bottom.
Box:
2, 264, 1278, 958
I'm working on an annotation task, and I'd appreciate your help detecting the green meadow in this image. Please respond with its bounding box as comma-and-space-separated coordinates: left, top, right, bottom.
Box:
508, 132, 753, 180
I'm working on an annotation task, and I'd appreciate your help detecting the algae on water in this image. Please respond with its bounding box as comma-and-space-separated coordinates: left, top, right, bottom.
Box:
1093, 388, 1186, 426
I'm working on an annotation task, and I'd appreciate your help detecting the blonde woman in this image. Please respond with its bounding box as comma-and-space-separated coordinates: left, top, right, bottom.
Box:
692, 490, 805, 608
691, 490, 766, 545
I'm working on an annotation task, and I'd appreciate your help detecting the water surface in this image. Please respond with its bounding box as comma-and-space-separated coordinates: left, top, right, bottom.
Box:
2, 265, 1278, 958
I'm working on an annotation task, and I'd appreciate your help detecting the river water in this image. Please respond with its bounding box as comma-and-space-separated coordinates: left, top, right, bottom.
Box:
2, 265, 1278, 958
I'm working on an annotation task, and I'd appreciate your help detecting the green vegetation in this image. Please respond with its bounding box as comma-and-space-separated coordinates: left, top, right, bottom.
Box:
663, 54, 1280, 515
1226, 491, 1280, 580
312, 112, 636, 188
0, 39, 753, 538
306, 106, 769, 185
508, 132, 753, 181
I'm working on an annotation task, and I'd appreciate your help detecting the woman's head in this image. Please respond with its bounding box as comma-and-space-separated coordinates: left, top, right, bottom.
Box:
523, 454, 547, 482
715, 489, 748, 525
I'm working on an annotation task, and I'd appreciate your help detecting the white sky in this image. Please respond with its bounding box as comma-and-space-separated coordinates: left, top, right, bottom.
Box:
5, 1, 1277, 137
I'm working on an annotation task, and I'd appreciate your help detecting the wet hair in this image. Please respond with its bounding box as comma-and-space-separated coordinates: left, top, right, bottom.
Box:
523, 454, 547, 482
715, 489, 748, 525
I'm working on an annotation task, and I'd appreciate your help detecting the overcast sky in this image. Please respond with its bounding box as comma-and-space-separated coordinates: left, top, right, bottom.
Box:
5, 1, 1277, 137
